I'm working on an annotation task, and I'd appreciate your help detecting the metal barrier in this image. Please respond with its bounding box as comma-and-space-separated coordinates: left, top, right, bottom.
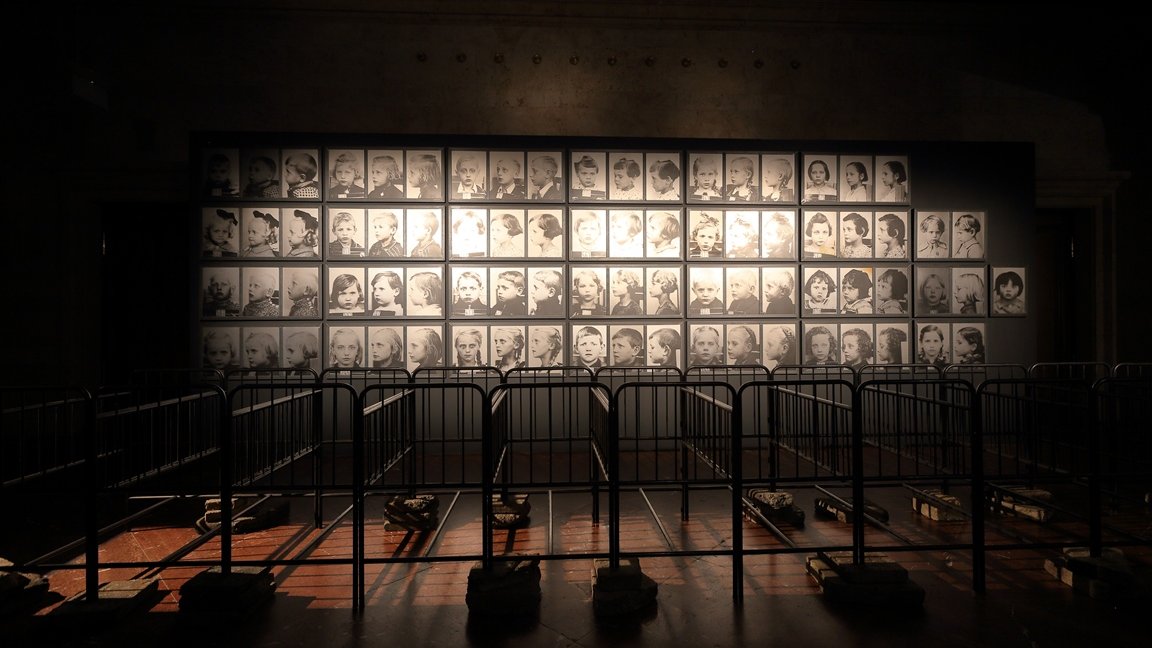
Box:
1027, 361, 1111, 381
1112, 362, 1152, 379
859, 364, 943, 382
8, 369, 1150, 610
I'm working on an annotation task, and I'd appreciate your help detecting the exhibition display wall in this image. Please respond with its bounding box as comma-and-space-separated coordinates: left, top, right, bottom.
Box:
192, 135, 1033, 374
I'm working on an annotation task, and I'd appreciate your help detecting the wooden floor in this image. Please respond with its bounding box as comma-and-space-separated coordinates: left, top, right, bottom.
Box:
5, 483, 1152, 648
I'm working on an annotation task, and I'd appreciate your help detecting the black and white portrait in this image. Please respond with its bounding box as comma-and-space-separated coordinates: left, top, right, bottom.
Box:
528, 325, 565, 367
405, 149, 444, 201
328, 326, 366, 370
282, 148, 321, 199
406, 267, 445, 317
800, 154, 838, 204
725, 211, 760, 258
760, 153, 797, 203
952, 322, 987, 364
526, 210, 564, 258
202, 326, 241, 372
725, 323, 761, 365
405, 208, 444, 259
450, 325, 487, 368
951, 267, 987, 315
725, 267, 761, 315
723, 154, 759, 202
761, 210, 797, 260
838, 211, 873, 259
802, 210, 838, 258
450, 267, 489, 317
202, 267, 241, 318
528, 267, 566, 317
761, 266, 797, 316
240, 326, 280, 370
874, 323, 911, 365
526, 152, 564, 201
687, 153, 724, 202
645, 153, 682, 201
915, 211, 950, 259
688, 211, 724, 258
646, 266, 682, 317
571, 324, 608, 371
450, 208, 489, 258
241, 208, 281, 258
570, 209, 607, 258
327, 208, 366, 258
489, 210, 527, 258
608, 325, 647, 367
915, 267, 952, 316
489, 151, 527, 200
240, 148, 281, 199
645, 209, 682, 258
687, 267, 725, 316
241, 267, 280, 318
327, 149, 367, 200
489, 267, 530, 317
570, 152, 608, 201
368, 326, 406, 370
405, 325, 445, 373
366, 268, 405, 317
366, 209, 405, 258
490, 325, 528, 373
760, 322, 799, 370
646, 325, 683, 369
915, 322, 950, 368
874, 266, 911, 315
202, 207, 239, 257
689, 324, 725, 367
608, 153, 644, 201
990, 267, 1026, 316
283, 326, 321, 373
840, 325, 875, 369
951, 211, 986, 259
874, 211, 909, 259
608, 210, 645, 258
366, 149, 405, 200
450, 149, 487, 200
802, 322, 840, 366
202, 148, 240, 199
875, 156, 910, 203
282, 266, 320, 318
282, 208, 320, 258
608, 267, 645, 316
839, 267, 875, 315
839, 155, 874, 203
569, 267, 608, 317
801, 267, 838, 315
327, 267, 366, 316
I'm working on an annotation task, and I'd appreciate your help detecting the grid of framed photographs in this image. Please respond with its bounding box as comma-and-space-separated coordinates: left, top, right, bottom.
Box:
198, 145, 1022, 372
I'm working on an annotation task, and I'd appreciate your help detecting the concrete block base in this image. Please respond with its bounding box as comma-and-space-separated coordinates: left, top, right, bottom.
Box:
178, 566, 275, 618
465, 555, 542, 617
592, 558, 657, 619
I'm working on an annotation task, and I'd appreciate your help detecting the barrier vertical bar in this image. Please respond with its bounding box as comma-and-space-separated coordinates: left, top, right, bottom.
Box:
851, 385, 865, 565
970, 385, 985, 593
83, 389, 99, 600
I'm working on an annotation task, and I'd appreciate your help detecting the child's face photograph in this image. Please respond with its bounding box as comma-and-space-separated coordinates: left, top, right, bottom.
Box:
209, 161, 230, 183
528, 164, 551, 188
611, 276, 630, 298
334, 162, 356, 187
370, 162, 390, 187
845, 165, 862, 186
495, 160, 517, 186
576, 334, 602, 363
923, 277, 945, 305
530, 331, 553, 359
287, 273, 309, 301
333, 221, 357, 246
695, 226, 718, 251
876, 278, 892, 300
611, 337, 639, 364
879, 166, 894, 188
727, 330, 752, 361
954, 333, 974, 356
287, 217, 308, 247
614, 169, 634, 191
693, 280, 719, 305
577, 218, 600, 245
205, 336, 233, 369
455, 334, 481, 364
809, 279, 829, 303
373, 217, 396, 242
954, 223, 973, 244
531, 278, 552, 304
648, 338, 669, 364
842, 222, 860, 245
727, 164, 750, 187
249, 160, 274, 184
843, 283, 859, 303
285, 164, 303, 186
335, 283, 361, 310
920, 331, 944, 358
248, 275, 273, 301
457, 159, 480, 187
696, 163, 718, 189
286, 338, 309, 368
650, 173, 673, 194
809, 164, 828, 184
611, 215, 638, 244
490, 218, 511, 243
925, 221, 943, 244
492, 330, 518, 360
647, 216, 667, 242
456, 278, 482, 303
842, 334, 860, 363
693, 332, 720, 363
373, 280, 398, 306
209, 276, 233, 301
998, 279, 1021, 301
245, 340, 270, 368
763, 330, 787, 362
575, 276, 599, 302
209, 218, 232, 245
247, 220, 270, 246
811, 222, 831, 246
495, 277, 521, 303
407, 338, 429, 365
728, 275, 755, 300
577, 166, 598, 188
332, 333, 360, 367
810, 333, 832, 362
369, 333, 394, 364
